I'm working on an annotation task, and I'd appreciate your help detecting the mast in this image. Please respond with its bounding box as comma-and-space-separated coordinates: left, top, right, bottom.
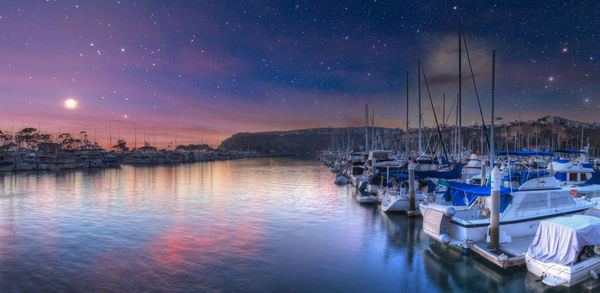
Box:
405, 70, 409, 157
442, 93, 446, 126
371, 109, 375, 150
347, 119, 350, 153
490, 50, 496, 165
458, 23, 462, 163
364, 104, 369, 153
418, 59, 423, 156
455, 94, 459, 157
581, 125, 584, 150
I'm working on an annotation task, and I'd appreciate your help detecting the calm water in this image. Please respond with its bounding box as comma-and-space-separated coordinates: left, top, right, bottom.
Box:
0, 158, 552, 292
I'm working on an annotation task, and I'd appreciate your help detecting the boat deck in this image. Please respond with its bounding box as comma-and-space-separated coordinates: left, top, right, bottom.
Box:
471, 236, 534, 269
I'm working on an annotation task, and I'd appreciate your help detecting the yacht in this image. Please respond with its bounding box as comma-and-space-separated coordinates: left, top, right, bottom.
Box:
422, 174, 595, 249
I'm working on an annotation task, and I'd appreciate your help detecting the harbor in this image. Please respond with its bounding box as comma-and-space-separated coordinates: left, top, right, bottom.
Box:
0, 128, 261, 172
0, 157, 559, 292
1, 1, 598, 292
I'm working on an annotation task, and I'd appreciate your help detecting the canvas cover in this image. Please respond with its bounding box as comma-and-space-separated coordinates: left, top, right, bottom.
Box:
440, 180, 513, 212
527, 215, 600, 265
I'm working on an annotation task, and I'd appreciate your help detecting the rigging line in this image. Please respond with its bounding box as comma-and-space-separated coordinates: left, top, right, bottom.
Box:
432, 91, 457, 155
422, 66, 449, 161
463, 32, 490, 151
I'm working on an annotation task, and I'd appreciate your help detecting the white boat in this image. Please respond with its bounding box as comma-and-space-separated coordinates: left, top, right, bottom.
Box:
356, 192, 378, 203
549, 156, 594, 186
526, 215, 600, 287
382, 164, 461, 213
422, 176, 596, 249
464, 153, 488, 178
381, 188, 434, 212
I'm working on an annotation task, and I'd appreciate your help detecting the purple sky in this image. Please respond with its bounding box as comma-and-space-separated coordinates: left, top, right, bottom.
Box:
0, 1, 598, 147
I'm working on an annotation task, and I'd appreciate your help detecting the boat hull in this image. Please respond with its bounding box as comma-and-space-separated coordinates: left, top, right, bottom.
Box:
526, 254, 600, 287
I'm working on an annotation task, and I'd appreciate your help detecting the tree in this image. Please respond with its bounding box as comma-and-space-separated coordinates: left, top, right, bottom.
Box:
58, 133, 80, 150
113, 138, 128, 151
0, 131, 11, 147
15, 128, 39, 149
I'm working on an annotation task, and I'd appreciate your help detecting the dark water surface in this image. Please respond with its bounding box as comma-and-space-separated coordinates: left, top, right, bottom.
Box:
0, 158, 551, 292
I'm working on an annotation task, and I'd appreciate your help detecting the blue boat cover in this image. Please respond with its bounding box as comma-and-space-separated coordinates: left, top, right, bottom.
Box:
387, 174, 415, 180
441, 181, 513, 212
553, 159, 569, 163
415, 163, 462, 180
553, 149, 587, 154
554, 172, 567, 182
496, 150, 553, 156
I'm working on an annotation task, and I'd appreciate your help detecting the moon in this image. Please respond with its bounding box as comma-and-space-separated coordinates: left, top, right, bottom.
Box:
65, 98, 77, 109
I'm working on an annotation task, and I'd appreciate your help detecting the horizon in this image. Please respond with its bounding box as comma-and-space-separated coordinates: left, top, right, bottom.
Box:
0, 113, 592, 151
1, 1, 598, 148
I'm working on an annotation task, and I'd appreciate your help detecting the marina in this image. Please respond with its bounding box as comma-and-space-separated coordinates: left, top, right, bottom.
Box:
0, 158, 565, 292
0, 1, 598, 292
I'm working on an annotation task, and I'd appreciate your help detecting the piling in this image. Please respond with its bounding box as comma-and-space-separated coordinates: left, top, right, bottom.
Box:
489, 166, 500, 249
406, 163, 420, 216
481, 163, 486, 186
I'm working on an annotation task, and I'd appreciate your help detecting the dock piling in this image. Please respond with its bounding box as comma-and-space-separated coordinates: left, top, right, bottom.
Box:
489, 166, 500, 249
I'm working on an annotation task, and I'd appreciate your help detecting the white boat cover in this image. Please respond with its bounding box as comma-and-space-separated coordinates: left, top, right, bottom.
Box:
527, 215, 600, 265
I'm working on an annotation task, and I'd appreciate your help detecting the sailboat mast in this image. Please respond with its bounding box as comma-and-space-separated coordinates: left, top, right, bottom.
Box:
418, 59, 422, 156
365, 104, 369, 153
405, 70, 409, 157
371, 109, 375, 150
490, 50, 496, 165
455, 94, 459, 157
458, 23, 462, 163
347, 119, 350, 153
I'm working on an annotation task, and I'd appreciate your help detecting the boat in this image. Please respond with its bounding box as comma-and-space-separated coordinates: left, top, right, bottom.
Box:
463, 153, 488, 179
381, 164, 461, 213
355, 182, 378, 203
549, 149, 595, 186
422, 174, 596, 249
526, 215, 600, 287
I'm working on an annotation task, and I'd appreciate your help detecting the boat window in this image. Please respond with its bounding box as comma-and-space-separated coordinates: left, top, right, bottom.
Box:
549, 191, 574, 207
516, 193, 548, 212
569, 173, 578, 181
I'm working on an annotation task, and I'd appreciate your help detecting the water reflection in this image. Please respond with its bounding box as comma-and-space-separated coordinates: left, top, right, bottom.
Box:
0, 158, 555, 291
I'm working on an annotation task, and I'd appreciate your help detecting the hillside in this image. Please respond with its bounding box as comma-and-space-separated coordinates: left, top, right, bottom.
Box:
218, 116, 600, 156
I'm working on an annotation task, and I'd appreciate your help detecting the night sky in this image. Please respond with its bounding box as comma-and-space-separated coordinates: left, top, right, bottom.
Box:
0, 1, 598, 147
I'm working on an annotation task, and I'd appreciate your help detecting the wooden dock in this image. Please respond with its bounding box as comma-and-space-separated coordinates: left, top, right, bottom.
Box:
470, 236, 534, 269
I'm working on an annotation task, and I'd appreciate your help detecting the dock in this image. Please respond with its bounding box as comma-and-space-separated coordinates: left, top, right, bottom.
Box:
470, 236, 534, 269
